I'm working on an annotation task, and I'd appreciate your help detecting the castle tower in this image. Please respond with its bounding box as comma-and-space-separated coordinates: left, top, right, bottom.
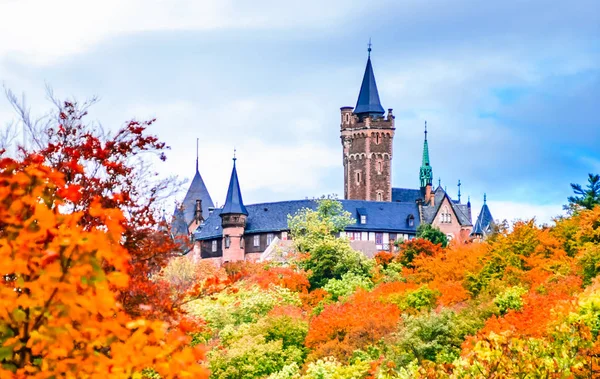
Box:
419, 121, 433, 204
341, 44, 395, 201
220, 155, 248, 262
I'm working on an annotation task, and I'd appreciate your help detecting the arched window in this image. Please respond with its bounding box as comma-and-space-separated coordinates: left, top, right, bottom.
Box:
407, 214, 415, 227
375, 133, 380, 145
377, 160, 383, 174
441, 206, 452, 223
356, 171, 361, 184
376, 191, 383, 201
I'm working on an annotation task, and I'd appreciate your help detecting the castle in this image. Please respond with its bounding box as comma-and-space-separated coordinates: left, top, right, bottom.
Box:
173, 48, 495, 263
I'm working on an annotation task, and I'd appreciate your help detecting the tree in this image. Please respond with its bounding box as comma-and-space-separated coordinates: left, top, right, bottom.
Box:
0, 158, 208, 378
5, 90, 185, 320
289, 198, 372, 288
568, 173, 600, 211
415, 224, 448, 248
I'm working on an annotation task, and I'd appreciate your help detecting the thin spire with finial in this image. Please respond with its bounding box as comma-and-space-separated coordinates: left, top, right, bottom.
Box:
457, 179, 462, 203
419, 120, 433, 188
424, 120, 428, 140
438, 177, 441, 187
368, 38, 372, 57
233, 148, 237, 162
484, 193, 487, 204
195, 138, 199, 172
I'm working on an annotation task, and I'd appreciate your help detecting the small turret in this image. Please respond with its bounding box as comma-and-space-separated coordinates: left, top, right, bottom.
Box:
220, 153, 248, 262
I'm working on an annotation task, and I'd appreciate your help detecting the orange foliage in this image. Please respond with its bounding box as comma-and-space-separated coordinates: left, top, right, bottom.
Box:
479, 275, 582, 339
305, 290, 400, 360
0, 159, 208, 378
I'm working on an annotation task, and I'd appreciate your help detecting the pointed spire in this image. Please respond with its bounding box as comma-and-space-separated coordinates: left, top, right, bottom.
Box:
354, 41, 385, 118
221, 153, 248, 216
177, 143, 214, 225
195, 138, 199, 172
457, 180, 462, 203
471, 194, 494, 237
419, 121, 433, 188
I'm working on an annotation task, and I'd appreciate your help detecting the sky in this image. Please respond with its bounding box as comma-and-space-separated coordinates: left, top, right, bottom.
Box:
1, 0, 599, 225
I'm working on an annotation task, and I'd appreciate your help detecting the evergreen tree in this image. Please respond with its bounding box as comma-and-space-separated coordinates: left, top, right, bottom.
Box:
568, 173, 600, 210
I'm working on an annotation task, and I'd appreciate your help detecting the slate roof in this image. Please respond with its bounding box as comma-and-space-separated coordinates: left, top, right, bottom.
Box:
221, 159, 248, 216
194, 199, 420, 241
472, 202, 494, 236
179, 165, 214, 225
354, 57, 385, 117
421, 187, 472, 226
172, 206, 189, 237
392, 187, 422, 203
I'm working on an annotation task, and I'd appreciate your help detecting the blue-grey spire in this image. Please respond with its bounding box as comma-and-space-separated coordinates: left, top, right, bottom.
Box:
471, 194, 494, 237
354, 43, 385, 117
179, 143, 214, 224
221, 155, 248, 216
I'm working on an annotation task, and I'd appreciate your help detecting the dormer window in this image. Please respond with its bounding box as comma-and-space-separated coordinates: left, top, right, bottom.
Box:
407, 214, 415, 227
360, 215, 367, 224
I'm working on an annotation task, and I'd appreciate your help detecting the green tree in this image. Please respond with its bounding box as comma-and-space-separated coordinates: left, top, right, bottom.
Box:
568, 173, 600, 211
415, 224, 449, 248
289, 198, 372, 288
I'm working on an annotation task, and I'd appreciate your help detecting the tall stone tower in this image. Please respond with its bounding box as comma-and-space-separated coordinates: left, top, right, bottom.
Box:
220, 156, 248, 263
341, 46, 395, 201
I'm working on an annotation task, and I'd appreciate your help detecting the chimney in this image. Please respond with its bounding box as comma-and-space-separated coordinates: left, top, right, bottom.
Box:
208, 207, 215, 215
194, 199, 203, 222
425, 184, 433, 206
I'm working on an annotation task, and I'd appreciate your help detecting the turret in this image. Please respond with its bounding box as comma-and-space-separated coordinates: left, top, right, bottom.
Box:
220, 154, 248, 262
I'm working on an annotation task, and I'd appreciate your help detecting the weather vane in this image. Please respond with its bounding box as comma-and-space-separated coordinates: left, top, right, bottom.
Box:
368, 38, 372, 57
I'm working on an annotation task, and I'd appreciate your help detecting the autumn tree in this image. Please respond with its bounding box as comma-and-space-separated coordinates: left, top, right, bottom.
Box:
5, 90, 184, 319
0, 158, 208, 378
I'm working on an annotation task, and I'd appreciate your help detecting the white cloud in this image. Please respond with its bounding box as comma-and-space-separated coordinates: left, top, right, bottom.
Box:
0, 0, 376, 65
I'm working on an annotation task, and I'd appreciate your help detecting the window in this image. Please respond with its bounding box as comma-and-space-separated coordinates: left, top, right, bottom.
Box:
356, 171, 361, 184
281, 231, 288, 241
354, 232, 362, 241
408, 214, 415, 227
375, 233, 383, 244
377, 161, 383, 174
253, 235, 260, 247
267, 233, 274, 245
375, 134, 380, 145
224, 235, 230, 249
360, 215, 367, 224
211, 240, 217, 252
376, 192, 383, 201
440, 206, 452, 223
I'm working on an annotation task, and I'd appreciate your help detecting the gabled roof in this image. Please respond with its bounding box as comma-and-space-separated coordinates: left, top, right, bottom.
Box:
221, 159, 248, 216
421, 187, 472, 226
471, 198, 494, 236
392, 188, 422, 203
354, 56, 385, 117
195, 199, 420, 241
180, 164, 214, 225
